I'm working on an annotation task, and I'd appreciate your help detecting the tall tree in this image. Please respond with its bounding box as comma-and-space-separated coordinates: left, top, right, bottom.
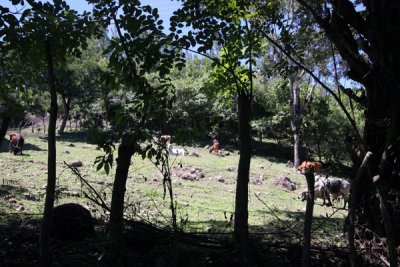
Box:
171, 0, 278, 262
259, 0, 335, 167
55, 67, 77, 134
11, 1, 94, 265
89, 1, 178, 264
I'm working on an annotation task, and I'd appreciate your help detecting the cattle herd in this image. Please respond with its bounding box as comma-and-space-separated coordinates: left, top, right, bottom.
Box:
298, 161, 351, 209
8, 132, 349, 209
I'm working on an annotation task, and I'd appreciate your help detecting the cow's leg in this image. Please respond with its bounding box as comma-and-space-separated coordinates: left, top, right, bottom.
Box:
325, 192, 332, 207
19, 139, 24, 155
343, 195, 348, 209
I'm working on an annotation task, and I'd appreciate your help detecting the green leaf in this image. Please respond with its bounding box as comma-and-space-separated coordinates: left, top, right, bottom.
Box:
96, 161, 104, 171
104, 163, 110, 175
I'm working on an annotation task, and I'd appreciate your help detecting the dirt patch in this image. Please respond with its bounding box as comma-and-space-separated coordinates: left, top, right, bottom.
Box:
171, 166, 205, 181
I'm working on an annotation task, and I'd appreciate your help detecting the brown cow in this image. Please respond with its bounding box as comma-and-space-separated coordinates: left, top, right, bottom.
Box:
297, 161, 321, 174
9, 132, 24, 155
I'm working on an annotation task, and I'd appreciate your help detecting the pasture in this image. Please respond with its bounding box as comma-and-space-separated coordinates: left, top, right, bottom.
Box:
0, 130, 348, 247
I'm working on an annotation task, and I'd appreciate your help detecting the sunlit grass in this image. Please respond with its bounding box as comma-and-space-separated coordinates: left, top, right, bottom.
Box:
0, 129, 348, 246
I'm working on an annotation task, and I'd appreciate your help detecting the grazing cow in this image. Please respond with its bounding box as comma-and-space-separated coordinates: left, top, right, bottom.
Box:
160, 135, 171, 144
9, 132, 24, 155
209, 139, 220, 154
300, 176, 350, 208
326, 177, 350, 209
300, 176, 332, 206
297, 161, 322, 174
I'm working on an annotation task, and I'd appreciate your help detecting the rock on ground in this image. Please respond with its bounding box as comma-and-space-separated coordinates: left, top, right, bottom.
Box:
275, 175, 297, 191
69, 160, 83, 167
171, 166, 205, 181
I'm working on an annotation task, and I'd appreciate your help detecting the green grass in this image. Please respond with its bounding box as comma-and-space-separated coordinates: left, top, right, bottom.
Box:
0, 129, 348, 246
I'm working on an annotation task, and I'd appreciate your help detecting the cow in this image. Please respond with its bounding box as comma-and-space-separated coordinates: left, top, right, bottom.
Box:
300, 176, 350, 209
300, 175, 332, 206
326, 177, 350, 209
9, 132, 24, 155
167, 144, 188, 156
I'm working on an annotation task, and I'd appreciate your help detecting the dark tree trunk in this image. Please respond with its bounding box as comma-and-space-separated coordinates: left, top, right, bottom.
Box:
58, 96, 71, 135
302, 172, 315, 267
39, 39, 58, 267
109, 141, 135, 266
348, 152, 373, 267
234, 92, 252, 264
357, 74, 400, 267
0, 115, 11, 148
295, 2, 400, 260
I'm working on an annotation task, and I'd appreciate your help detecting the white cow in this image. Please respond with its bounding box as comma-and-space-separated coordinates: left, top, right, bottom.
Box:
167, 144, 188, 156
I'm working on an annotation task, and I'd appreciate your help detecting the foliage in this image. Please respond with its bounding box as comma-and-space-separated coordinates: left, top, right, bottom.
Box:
164, 55, 238, 143
87, 0, 182, 173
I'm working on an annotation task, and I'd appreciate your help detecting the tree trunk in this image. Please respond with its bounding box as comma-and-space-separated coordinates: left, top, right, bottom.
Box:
234, 92, 252, 264
42, 114, 46, 134
58, 96, 71, 135
294, 133, 301, 167
375, 180, 398, 267
348, 152, 372, 267
109, 141, 135, 266
302, 172, 315, 267
358, 81, 400, 264
289, 74, 302, 168
39, 39, 58, 267
0, 115, 11, 148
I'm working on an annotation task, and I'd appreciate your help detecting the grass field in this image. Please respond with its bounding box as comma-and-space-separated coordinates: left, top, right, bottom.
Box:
0, 129, 348, 247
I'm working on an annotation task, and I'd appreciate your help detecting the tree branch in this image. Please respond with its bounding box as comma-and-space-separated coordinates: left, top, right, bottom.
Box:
333, 0, 367, 38
296, 0, 372, 86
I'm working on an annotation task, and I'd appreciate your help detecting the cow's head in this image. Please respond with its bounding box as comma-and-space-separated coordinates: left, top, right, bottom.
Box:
299, 191, 308, 201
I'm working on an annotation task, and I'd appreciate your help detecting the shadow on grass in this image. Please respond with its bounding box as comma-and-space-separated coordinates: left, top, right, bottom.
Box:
184, 207, 346, 238
23, 143, 46, 152
1, 140, 45, 153
187, 139, 293, 164
38, 131, 96, 144
0, 140, 10, 153
0, 184, 29, 196
252, 140, 293, 163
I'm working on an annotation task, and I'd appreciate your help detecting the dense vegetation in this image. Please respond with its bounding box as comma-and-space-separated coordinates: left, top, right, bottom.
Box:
1, 0, 399, 266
